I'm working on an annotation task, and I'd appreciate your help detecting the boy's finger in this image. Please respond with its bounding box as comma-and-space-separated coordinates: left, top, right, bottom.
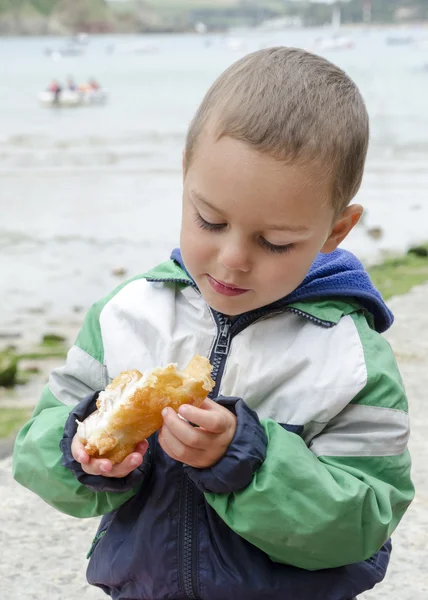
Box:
159, 425, 192, 462
122, 452, 143, 471
78, 450, 90, 465
105, 452, 143, 478
99, 453, 141, 476
81, 458, 111, 476
199, 398, 219, 410
71, 434, 90, 464
177, 403, 230, 434
162, 408, 215, 448
135, 440, 149, 455
81, 444, 148, 477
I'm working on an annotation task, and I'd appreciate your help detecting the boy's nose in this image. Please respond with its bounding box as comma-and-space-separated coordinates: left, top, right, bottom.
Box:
218, 242, 251, 273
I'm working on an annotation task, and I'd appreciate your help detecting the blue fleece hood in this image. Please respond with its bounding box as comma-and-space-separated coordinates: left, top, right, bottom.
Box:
171, 248, 393, 334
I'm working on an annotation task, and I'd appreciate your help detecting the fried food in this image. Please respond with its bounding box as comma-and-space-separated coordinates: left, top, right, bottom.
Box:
76, 355, 214, 464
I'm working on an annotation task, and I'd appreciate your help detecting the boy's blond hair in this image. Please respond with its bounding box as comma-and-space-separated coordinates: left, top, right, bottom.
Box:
185, 47, 369, 214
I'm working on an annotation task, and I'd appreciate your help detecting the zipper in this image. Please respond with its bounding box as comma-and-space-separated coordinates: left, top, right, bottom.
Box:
286, 307, 335, 328
146, 277, 194, 287
178, 477, 200, 600
207, 304, 334, 406
178, 311, 232, 600
231, 306, 335, 337
209, 314, 232, 399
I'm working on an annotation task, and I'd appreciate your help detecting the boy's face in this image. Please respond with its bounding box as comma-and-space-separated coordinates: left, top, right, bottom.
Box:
180, 134, 361, 316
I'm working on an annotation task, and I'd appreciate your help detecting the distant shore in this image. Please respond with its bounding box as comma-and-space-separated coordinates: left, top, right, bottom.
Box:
1, 18, 428, 37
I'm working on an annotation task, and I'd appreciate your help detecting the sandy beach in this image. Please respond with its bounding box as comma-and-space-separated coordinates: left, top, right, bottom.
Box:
0, 283, 426, 599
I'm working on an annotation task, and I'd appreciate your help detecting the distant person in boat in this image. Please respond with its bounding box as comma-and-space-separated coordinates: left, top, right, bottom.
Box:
88, 78, 101, 91
78, 82, 91, 93
67, 76, 77, 91
47, 79, 62, 104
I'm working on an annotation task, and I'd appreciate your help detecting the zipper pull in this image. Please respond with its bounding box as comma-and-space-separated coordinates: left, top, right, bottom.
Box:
221, 322, 230, 337
215, 319, 231, 355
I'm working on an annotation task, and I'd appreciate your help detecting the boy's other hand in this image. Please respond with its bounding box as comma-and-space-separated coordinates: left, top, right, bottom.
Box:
71, 434, 148, 478
159, 399, 237, 469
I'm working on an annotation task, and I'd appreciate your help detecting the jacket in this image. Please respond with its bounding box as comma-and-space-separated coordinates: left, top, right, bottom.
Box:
13, 248, 414, 600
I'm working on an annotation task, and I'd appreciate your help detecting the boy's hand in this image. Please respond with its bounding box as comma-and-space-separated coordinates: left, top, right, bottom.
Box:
158, 399, 237, 469
71, 434, 148, 478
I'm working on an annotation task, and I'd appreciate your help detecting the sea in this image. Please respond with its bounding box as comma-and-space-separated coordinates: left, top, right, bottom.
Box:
1, 26, 427, 341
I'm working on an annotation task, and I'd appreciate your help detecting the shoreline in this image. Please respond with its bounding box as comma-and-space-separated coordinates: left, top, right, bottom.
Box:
1, 20, 428, 38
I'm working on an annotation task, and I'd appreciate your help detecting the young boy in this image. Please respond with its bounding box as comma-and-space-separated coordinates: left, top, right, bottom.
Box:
13, 47, 414, 600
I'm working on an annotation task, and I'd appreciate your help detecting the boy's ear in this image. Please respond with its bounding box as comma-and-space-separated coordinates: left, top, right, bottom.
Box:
321, 204, 364, 254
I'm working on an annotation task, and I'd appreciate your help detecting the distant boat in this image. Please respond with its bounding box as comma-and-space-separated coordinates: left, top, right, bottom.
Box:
45, 44, 84, 59
38, 89, 108, 108
106, 42, 159, 55
313, 35, 355, 51
226, 38, 247, 52
386, 34, 414, 46
311, 4, 354, 52
257, 16, 303, 30
69, 32, 89, 45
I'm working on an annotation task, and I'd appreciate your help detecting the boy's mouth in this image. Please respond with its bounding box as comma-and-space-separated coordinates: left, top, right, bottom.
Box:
206, 275, 250, 297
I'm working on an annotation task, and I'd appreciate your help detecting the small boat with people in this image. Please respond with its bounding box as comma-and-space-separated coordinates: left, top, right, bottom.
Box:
38, 77, 107, 108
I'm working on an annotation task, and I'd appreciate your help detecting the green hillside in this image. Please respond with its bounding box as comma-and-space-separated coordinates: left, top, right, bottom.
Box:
1, 1, 427, 36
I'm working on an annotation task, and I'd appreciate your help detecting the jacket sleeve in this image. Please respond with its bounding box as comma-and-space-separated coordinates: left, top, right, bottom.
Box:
185, 397, 268, 493
13, 295, 151, 518
199, 323, 415, 571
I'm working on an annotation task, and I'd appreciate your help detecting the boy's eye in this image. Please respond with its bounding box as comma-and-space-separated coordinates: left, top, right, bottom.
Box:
195, 213, 226, 231
260, 238, 294, 254
194, 213, 294, 254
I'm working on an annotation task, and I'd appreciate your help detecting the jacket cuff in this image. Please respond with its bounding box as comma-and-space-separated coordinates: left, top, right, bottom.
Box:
184, 397, 267, 494
60, 390, 151, 493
